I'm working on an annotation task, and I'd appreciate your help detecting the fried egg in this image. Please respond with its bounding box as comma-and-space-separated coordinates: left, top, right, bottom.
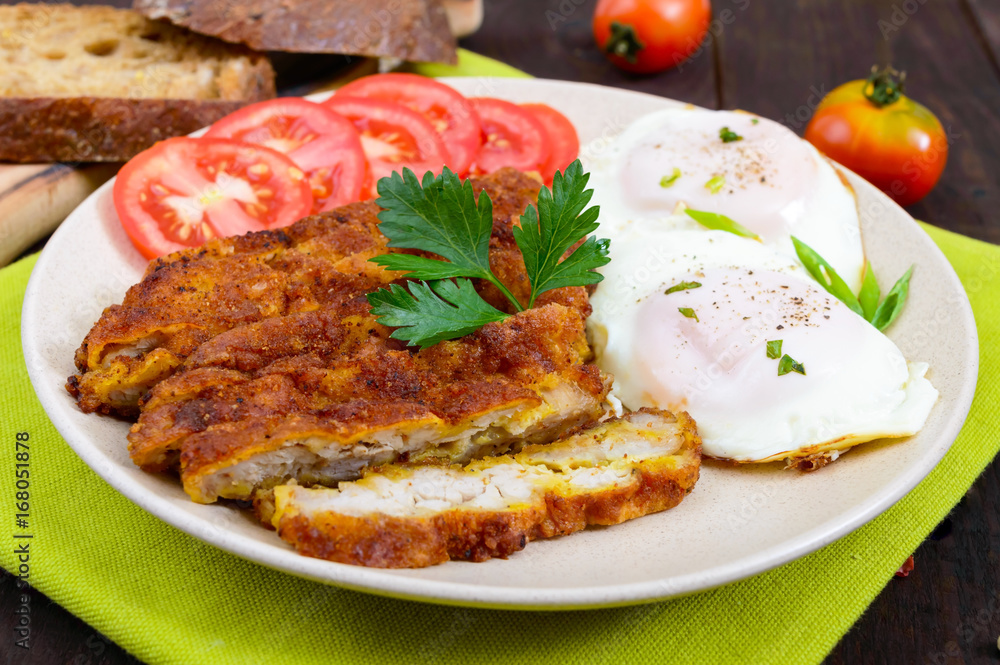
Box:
588, 225, 938, 463
586, 108, 866, 292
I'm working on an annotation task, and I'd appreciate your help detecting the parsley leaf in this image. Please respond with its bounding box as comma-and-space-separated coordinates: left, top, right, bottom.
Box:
719, 126, 743, 143
366, 161, 611, 347
367, 279, 510, 349
678, 307, 699, 322
766, 340, 783, 359
513, 160, 610, 308
777, 354, 806, 376
371, 167, 523, 310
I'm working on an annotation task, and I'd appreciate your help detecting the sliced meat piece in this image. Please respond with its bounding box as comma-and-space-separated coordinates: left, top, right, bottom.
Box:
271, 409, 702, 568
127, 303, 608, 502
68, 168, 547, 417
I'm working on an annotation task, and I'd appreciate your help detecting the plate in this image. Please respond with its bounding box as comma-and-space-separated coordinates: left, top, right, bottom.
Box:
22, 78, 979, 609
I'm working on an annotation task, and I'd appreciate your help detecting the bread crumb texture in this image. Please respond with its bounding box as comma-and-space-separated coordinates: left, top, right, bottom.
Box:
0, 4, 264, 99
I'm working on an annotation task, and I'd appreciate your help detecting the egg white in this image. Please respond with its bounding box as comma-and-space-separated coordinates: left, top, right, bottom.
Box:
588, 225, 938, 463
585, 107, 867, 292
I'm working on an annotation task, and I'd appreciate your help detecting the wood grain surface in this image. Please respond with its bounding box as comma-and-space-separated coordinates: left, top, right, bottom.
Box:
3, 0, 999, 664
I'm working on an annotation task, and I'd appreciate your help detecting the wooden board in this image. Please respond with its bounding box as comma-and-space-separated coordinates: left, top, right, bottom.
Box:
0, 54, 379, 267
0, 163, 119, 266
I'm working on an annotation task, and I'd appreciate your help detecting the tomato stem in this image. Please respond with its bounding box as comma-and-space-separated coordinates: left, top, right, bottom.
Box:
604, 22, 644, 64
864, 65, 906, 108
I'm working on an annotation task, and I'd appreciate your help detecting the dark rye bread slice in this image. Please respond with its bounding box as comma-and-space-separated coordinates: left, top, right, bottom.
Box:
132, 0, 458, 64
0, 4, 275, 163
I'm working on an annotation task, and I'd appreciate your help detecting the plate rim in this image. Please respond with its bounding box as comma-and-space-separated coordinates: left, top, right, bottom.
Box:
21, 77, 980, 610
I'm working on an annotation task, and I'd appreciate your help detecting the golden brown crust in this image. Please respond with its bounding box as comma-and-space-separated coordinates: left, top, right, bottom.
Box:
133, 0, 458, 64
68, 167, 609, 504
274, 409, 702, 568
148, 303, 604, 501
69, 168, 546, 418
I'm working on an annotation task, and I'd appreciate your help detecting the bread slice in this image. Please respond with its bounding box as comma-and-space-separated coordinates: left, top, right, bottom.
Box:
0, 4, 275, 162
132, 0, 458, 64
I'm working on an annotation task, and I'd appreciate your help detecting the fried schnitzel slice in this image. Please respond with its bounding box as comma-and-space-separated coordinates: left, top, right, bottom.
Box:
128, 303, 608, 503
68, 168, 559, 417
270, 409, 701, 568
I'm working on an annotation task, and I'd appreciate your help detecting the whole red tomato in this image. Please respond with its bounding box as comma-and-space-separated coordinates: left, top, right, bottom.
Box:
804, 67, 948, 207
593, 0, 711, 74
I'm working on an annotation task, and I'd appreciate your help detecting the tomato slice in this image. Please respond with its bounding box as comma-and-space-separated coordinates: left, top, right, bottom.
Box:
468, 98, 551, 176
322, 96, 450, 192
519, 103, 580, 183
113, 137, 313, 259
335, 73, 481, 175
204, 98, 366, 213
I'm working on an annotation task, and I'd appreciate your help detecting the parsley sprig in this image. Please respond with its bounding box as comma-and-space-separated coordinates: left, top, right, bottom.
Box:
367, 160, 610, 348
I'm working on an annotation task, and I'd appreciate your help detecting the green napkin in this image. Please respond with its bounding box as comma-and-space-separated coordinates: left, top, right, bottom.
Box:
2, 51, 998, 665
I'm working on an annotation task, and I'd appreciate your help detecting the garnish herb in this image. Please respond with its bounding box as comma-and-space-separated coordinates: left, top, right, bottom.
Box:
678, 307, 699, 322
705, 175, 726, 194
858, 262, 881, 321
366, 160, 610, 348
790, 236, 863, 316
367, 280, 511, 349
660, 168, 681, 188
665, 280, 702, 295
766, 339, 782, 359
777, 354, 806, 376
685, 209, 762, 241
719, 126, 743, 143
751, 118, 760, 125
791, 237, 913, 331
870, 266, 913, 331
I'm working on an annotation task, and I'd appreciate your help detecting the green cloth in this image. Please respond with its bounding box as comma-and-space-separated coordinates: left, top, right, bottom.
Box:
402, 48, 534, 79
1, 52, 998, 665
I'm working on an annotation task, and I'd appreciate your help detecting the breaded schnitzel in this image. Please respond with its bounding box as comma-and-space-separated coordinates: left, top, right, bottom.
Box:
271, 409, 701, 568
69, 168, 609, 503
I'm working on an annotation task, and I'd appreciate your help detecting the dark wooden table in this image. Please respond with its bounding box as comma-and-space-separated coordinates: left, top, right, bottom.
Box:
4, 0, 1000, 663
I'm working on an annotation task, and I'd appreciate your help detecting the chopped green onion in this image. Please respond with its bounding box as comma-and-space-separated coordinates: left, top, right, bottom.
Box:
766, 340, 783, 359
678, 307, 699, 322
870, 266, 913, 331
858, 262, 881, 321
790, 236, 863, 316
719, 127, 743, 143
660, 168, 681, 188
684, 209, 762, 241
705, 175, 726, 194
777, 354, 806, 376
665, 281, 702, 295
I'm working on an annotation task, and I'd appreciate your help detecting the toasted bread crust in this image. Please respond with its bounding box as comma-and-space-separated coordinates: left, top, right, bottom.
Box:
0, 4, 276, 162
133, 0, 458, 64
0, 92, 274, 163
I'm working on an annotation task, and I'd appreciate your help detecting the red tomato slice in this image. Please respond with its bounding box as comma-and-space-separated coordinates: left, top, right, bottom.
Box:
335, 73, 481, 175
520, 103, 580, 183
468, 98, 551, 176
204, 97, 366, 213
322, 96, 450, 193
113, 137, 313, 259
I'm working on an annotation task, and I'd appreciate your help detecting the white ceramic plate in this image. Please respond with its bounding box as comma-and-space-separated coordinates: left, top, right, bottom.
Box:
22, 78, 979, 609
